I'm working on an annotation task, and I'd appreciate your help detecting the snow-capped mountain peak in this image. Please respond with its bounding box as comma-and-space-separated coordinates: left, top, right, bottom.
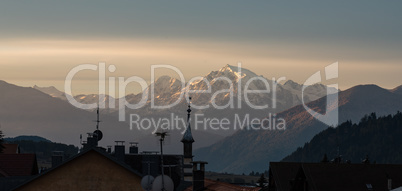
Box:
151, 75, 183, 97
34, 65, 336, 119
218, 64, 258, 81
153, 76, 182, 89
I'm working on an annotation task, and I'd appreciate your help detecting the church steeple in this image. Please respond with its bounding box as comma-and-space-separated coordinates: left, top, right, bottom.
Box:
181, 97, 194, 143
182, 97, 194, 182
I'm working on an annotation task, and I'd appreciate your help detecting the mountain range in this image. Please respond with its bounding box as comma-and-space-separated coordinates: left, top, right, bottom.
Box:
2, 80, 225, 153
0, 80, 142, 147
35, 64, 335, 137
194, 84, 402, 173
5, 65, 397, 174
29, 65, 336, 153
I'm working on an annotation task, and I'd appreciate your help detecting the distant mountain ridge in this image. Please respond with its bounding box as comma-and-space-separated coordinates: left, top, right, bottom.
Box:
0, 80, 143, 148
391, 85, 402, 95
33, 85, 118, 113
4, 64, 336, 155
34, 65, 336, 137
4, 135, 51, 143
33, 85, 67, 100
0, 80, 225, 154
194, 84, 402, 173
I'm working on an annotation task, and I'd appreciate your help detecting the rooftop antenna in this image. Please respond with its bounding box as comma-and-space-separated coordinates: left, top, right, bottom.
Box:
155, 131, 169, 191
94, 107, 101, 130
93, 107, 103, 141
141, 160, 155, 191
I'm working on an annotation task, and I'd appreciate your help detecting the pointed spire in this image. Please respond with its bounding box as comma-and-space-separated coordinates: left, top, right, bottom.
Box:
181, 97, 194, 143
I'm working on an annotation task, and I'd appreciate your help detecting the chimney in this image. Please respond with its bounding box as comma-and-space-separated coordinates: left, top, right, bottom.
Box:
191, 161, 208, 191
83, 133, 98, 150
129, 142, 139, 154
51, 151, 64, 168
114, 141, 125, 161
107, 145, 112, 154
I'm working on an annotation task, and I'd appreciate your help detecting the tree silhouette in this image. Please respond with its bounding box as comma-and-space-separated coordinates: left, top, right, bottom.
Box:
321, 154, 329, 163
257, 174, 267, 188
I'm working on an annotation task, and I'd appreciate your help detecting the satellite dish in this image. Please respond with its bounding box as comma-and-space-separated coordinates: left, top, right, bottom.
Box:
152, 175, 174, 191
141, 175, 154, 191
93, 130, 103, 141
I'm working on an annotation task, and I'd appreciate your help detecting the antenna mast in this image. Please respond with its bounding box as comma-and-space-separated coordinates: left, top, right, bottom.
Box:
93, 107, 103, 141
95, 107, 101, 130
155, 132, 168, 191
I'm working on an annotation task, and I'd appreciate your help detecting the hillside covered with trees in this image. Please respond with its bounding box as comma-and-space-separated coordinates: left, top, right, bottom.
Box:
282, 112, 402, 163
4, 136, 79, 168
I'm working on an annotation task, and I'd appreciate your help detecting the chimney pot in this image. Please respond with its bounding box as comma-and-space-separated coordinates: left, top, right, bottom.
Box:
191, 161, 208, 191
114, 141, 125, 161
129, 142, 139, 154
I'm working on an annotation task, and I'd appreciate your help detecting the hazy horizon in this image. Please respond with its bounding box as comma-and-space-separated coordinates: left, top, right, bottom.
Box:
4, 63, 401, 97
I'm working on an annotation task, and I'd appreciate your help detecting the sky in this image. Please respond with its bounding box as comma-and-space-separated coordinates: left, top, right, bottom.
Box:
1, 0, 401, 95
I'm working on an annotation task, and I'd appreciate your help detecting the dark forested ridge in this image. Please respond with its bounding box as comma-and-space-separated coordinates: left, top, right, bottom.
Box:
6, 140, 78, 157
4, 135, 51, 143
5, 137, 79, 167
282, 112, 402, 163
